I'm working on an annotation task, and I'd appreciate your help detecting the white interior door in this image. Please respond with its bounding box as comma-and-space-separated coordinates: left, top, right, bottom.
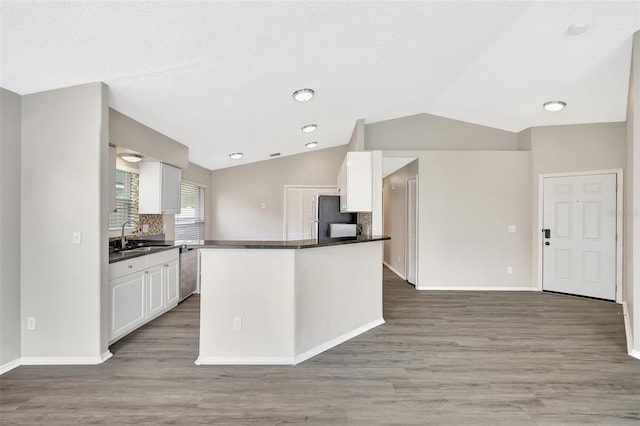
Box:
542, 173, 617, 300
406, 178, 418, 285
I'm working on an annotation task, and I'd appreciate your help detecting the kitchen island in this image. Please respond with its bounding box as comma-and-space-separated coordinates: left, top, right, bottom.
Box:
192, 236, 389, 365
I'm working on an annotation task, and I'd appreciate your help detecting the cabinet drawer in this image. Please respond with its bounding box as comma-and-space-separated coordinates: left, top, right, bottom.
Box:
145, 247, 179, 267
109, 256, 147, 278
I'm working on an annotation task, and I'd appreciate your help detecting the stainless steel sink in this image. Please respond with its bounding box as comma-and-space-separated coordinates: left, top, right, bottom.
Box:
120, 246, 168, 254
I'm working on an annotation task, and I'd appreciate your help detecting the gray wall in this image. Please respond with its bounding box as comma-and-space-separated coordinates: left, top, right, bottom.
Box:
109, 108, 189, 170
382, 160, 419, 276
348, 119, 365, 152
528, 122, 627, 289
21, 83, 109, 361
626, 30, 640, 356
365, 113, 518, 151
382, 150, 532, 290
210, 145, 348, 240
0, 88, 22, 370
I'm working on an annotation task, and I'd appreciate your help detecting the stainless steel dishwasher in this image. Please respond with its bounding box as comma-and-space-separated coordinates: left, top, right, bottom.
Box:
179, 246, 198, 301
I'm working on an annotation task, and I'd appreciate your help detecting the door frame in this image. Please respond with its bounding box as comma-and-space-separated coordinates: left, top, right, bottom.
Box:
537, 169, 623, 302
406, 176, 418, 286
282, 185, 338, 240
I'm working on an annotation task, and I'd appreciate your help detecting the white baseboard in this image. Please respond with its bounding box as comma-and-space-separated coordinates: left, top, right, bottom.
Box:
294, 317, 385, 365
416, 285, 537, 291
630, 350, 640, 361
195, 318, 386, 366
383, 262, 406, 280
21, 351, 112, 366
0, 358, 21, 375
195, 356, 294, 365
1, 350, 112, 375
622, 301, 633, 355
100, 350, 113, 363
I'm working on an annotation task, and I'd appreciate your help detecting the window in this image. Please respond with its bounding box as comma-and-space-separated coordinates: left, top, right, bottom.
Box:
175, 181, 205, 242
109, 169, 139, 230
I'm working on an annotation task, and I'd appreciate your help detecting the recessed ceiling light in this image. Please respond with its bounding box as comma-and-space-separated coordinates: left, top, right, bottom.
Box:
301, 124, 317, 133
305, 142, 318, 149
229, 152, 243, 160
568, 22, 588, 35
119, 153, 144, 163
292, 88, 314, 102
543, 101, 566, 112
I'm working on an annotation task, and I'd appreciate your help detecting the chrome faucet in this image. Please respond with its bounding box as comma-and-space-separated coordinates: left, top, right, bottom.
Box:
121, 220, 139, 249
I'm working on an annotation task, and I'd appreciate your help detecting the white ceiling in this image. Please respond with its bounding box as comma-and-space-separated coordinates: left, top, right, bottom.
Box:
2, 1, 639, 171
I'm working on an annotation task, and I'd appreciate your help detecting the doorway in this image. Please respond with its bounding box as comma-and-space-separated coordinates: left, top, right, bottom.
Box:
284, 186, 337, 240
541, 172, 618, 300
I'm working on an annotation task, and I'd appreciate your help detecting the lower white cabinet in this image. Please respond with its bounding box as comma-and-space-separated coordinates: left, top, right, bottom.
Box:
146, 265, 165, 319
165, 259, 179, 307
110, 272, 146, 340
109, 248, 180, 344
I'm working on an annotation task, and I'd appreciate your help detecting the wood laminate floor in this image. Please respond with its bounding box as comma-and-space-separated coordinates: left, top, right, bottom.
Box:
1, 268, 639, 425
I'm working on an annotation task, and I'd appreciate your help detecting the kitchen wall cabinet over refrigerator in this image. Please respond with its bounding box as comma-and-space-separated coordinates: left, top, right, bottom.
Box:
139, 162, 182, 214
337, 152, 372, 213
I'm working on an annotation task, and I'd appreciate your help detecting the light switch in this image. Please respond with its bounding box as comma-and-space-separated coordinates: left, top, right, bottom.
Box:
508, 225, 516, 233
72, 231, 82, 244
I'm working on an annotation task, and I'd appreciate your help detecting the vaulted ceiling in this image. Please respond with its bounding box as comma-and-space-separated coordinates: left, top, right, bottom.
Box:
2, 1, 639, 170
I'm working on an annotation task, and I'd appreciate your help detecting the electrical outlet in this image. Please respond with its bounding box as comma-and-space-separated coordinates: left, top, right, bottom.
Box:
507, 225, 516, 233
72, 231, 82, 244
507, 266, 513, 275
27, 317, 36, 330
233, 317, 242, 330
142, 224, 149, 233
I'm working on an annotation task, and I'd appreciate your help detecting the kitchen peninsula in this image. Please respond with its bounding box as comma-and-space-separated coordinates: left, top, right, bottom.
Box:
192, 236, 389, 365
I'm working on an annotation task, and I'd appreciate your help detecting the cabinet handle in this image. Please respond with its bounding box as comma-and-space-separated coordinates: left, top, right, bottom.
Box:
145, 271, 149, 274
128, 265, 133, 268
163, 264, 169, 267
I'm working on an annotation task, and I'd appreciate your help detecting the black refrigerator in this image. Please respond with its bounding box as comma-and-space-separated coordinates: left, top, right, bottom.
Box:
316, 195, 357, 241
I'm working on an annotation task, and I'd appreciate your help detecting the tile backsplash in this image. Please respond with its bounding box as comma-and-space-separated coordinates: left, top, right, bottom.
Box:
357, 212, 372, 236
138, 214, 164, 236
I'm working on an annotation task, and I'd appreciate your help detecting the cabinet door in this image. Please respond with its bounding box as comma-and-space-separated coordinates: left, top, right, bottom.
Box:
164, 259, 180, 307
146, 265, 165, 319
340, 152, 372, 212
161, 164, 182, 214
110, 272, 146, 342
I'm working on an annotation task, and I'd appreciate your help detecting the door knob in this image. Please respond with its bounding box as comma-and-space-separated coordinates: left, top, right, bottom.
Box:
542, 229, 551, 239
545, 242, 550, 246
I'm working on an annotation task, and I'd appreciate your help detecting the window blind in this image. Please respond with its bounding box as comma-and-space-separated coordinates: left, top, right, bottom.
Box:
109, 169, 139, 230
175, 181, 205, 242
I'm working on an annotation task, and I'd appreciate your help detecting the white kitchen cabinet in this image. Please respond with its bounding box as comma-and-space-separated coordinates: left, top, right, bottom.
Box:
146, 264, 165, 319
109, 248, 180, 344
138, 162, 182, 214
164, 259, 180, 308
110, 271, 146, 343
337, 152, 372, 212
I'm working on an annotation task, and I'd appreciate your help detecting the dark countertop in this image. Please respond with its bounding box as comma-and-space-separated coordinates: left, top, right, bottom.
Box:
109, 235, 389, 264
185, 235, 390, 250
108, 243, 178, 264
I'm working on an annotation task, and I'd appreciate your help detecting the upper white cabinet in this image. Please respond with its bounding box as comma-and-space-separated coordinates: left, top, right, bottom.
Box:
337, 152, 372, 213
139, 162, 182, 214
